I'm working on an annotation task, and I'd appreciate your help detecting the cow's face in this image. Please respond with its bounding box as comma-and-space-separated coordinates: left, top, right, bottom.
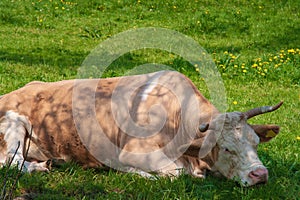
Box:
209, 112, 278, 186
180, 102, 282, 186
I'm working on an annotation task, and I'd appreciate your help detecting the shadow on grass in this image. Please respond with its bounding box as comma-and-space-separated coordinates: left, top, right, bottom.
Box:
0, 48, 86, 68
256, 26, 300, 51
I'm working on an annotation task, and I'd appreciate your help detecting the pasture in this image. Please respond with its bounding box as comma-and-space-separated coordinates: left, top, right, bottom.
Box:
0, 0, 299, 199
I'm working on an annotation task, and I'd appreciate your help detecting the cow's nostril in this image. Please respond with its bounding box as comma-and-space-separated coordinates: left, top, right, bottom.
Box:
249, 171, 259, 178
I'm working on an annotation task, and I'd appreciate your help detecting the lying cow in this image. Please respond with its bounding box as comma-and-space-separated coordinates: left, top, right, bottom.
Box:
0, 70, 282, 186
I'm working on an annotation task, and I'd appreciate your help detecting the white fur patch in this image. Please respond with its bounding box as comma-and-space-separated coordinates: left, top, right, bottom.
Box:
140, 72, 163, 101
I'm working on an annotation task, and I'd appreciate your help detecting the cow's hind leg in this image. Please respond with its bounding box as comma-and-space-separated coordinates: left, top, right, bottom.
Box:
23, 160, 51, 172
0, 111, 50, 173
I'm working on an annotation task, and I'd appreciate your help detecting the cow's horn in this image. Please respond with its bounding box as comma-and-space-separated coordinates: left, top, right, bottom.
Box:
199, 123, 209, 132
244, 101, 283, 119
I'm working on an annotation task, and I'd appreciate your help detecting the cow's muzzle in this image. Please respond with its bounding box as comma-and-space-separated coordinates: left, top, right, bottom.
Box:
248, 168, 268, 185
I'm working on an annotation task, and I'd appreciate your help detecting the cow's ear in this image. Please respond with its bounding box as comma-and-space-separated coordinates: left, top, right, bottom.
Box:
251, 124, 280, 143
178, 132, 216, 158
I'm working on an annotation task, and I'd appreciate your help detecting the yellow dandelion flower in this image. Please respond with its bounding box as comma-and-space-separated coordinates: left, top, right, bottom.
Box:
224, 51, 228, 55
173, 5, 177, 9
264, 69, 268, 72
242, 69, 247, 73
195, 68, 200, 72
297, 136, 300, 140
241, 65, 245, 69
273, 56, 278, 60
233, 101, 238, 105
194, 64, 198, 67
259, 62, 262, 66
288, 49, 295, 54
269, 58, 273, 62
275, 64, 278, 68
252, 63, 258, 68
280, 50, 285, 53
261, 72, 265, 76
234, 64, 238, 68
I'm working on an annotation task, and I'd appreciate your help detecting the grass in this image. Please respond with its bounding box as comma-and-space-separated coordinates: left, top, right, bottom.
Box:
0, 0, 299, 199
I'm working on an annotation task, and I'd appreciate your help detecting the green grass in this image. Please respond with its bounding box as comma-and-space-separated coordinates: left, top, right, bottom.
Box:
0, 0, 299, 199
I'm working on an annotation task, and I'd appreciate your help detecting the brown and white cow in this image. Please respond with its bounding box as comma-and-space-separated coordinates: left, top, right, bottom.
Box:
0, 70, 282, 186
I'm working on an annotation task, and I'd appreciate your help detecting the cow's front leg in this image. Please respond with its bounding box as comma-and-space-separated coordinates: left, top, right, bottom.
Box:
123, 167, 157, 179
118, 144, 182, 178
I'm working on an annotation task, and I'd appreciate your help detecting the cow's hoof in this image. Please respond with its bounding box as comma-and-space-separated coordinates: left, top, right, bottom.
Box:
46, 159, 52, 170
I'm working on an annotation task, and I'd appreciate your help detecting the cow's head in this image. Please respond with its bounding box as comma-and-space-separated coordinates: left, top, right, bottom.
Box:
180, 102, 283, 186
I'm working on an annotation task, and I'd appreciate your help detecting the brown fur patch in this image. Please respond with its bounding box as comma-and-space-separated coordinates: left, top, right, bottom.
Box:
0, 134, 7, 159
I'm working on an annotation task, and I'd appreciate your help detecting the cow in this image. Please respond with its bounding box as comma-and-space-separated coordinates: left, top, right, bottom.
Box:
0, 70, 282, 186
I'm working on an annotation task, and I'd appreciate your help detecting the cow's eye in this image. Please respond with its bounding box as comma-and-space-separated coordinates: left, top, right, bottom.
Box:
223, 148, 231, 153
235, 126, 241, 131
